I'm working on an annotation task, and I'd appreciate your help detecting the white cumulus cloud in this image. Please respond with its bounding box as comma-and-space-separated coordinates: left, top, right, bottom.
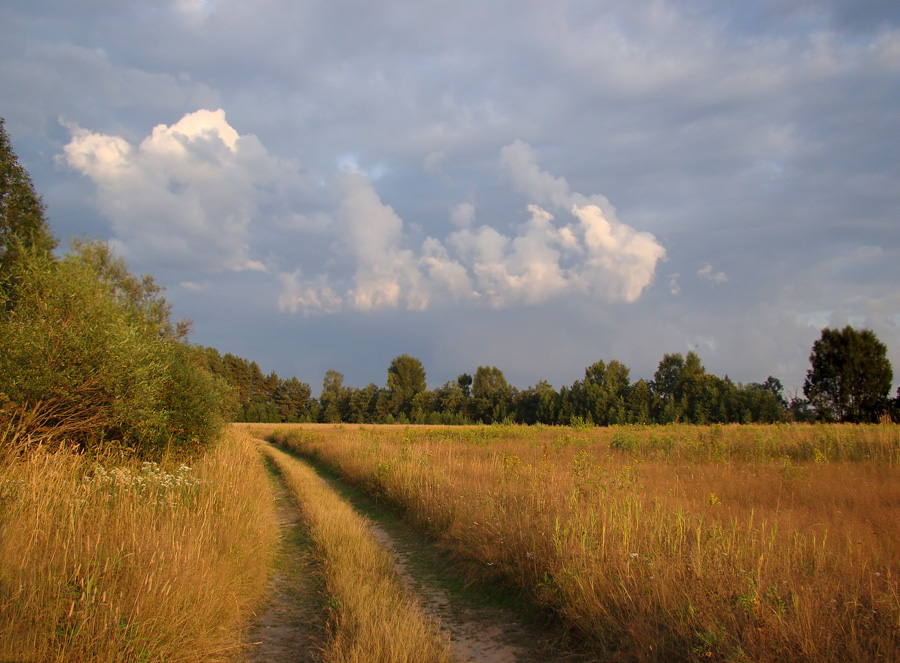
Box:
278, 140, 667, 314
59, 108, 305, 275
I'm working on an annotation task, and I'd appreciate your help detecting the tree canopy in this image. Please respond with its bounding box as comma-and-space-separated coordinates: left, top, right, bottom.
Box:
386, 354, 427, 419
0, 118, 57, 285
803, 326, 892, 422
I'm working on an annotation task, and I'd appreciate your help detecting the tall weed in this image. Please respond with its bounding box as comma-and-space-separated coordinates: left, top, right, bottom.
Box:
0, 428, 277, 662
269, 423, 900, 662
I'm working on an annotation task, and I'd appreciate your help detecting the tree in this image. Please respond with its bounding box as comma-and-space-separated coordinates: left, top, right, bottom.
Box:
320, 369, 349, 423
0, 118, 57, 286
275, 377, 313, 422
457, 373, 473, 398
472, 366, 512, 423
385, 355, 427, 419
803, 326, 893, 422
348, 383, 380, 423
582, 359, 631, 425
515, 380, 557, 425
652, 353, 686, 422
0, 240, 229, 453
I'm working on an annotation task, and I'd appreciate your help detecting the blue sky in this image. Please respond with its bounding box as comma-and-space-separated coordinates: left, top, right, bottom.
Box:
3, 0, 899, 395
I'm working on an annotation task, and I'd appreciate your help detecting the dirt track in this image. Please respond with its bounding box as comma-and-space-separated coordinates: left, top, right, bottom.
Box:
244, 443, 586, 663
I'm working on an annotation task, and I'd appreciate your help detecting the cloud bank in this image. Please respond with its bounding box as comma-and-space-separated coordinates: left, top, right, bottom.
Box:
279, 139, 666, 315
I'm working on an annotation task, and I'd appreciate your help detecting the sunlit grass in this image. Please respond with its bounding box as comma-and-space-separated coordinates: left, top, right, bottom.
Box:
267, 422, 900, 662
0, 428, 278, 662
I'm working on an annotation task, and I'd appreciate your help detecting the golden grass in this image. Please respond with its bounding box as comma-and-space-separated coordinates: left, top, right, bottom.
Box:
261, 442, 451, 663
0, 428, 278, 662
267, 423, 900, 663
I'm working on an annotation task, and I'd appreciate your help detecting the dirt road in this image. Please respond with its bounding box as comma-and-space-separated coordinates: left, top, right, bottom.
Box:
244, 443, 588, 663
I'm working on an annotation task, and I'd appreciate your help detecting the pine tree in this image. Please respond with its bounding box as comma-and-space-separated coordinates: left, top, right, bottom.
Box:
0, 118, 58, 283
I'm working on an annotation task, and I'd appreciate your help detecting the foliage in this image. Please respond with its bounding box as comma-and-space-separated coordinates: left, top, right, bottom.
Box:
0, 117, 57, 288
199, 347, 314, 423
229, 349, 794, 426
0, 241, 230, 455
471, 365, 513, 423
386, 354, 427, 419
804, 326, 893, 422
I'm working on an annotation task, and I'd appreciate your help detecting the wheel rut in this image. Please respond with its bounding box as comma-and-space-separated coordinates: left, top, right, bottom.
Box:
243, 464, 326, 663
247, 444, 590, 663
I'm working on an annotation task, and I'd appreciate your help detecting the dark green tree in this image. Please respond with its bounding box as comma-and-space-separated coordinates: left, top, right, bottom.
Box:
435, 381, 467, 423
472, 365, 512, 423
803, 326, 893, 422
626, 379, 655, 424
457, 373, 473, 398
582, 359, 631, 425
275, 377, 313, 422
320, 369, 350, 423
1, 118, 58, 296
386, 354, 427, 419
652, 353, 686, 422
514, 380, 558, 425
347, 383, 380, 423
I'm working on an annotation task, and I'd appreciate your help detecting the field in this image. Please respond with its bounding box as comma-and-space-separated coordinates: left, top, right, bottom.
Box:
2, 422, 898, 662
0, 429, 277, 662
263, 422, 900, 662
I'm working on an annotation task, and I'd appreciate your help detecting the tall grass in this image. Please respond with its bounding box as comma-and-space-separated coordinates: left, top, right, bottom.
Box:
261, 443, 450, 663
269, 423, 900, 662
0, 428, 277, 662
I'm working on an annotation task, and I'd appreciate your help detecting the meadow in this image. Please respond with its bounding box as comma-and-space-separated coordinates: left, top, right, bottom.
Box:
266, 422, 900, 662
0, 429, 277, 662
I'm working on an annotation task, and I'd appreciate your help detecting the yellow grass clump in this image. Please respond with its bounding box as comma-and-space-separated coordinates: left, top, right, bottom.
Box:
268, 423, 900, 663
261, 442, 451, 663
0, 428, 278, 662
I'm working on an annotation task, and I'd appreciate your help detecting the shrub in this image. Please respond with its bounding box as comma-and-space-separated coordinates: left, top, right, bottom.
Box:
0, 242, 231, 456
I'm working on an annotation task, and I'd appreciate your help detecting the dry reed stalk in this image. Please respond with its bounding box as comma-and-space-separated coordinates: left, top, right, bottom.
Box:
268, 423, 900, 662
0, 428, 277, 662
261, 443, 451, 663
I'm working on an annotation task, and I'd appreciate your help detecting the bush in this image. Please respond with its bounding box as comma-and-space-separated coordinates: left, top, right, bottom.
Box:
0, 242, 231, 456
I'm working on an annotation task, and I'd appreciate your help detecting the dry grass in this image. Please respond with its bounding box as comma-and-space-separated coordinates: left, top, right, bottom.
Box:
0, 428, 278, 662
261, 442, 451, 663
267, 423, 900, 663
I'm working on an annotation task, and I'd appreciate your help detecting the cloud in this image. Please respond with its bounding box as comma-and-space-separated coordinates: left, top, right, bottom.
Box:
499, 140, 666, 303
669, 273, 681, 296
59, 108, 306, 275
278, 271, 343, 316
698, 263, 728, 284
337, 172, 429, 311
278, 140, 665, 314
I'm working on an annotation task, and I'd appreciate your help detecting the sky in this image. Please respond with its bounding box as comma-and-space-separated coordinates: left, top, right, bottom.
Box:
2, 0, 899, 397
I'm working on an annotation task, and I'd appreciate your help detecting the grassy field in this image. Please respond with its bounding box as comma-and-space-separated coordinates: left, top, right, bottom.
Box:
264, 422, 900, 663
0, 429, 278, 662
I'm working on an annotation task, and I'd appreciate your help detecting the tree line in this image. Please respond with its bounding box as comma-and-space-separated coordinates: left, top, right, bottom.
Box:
215, 335, 897, 426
